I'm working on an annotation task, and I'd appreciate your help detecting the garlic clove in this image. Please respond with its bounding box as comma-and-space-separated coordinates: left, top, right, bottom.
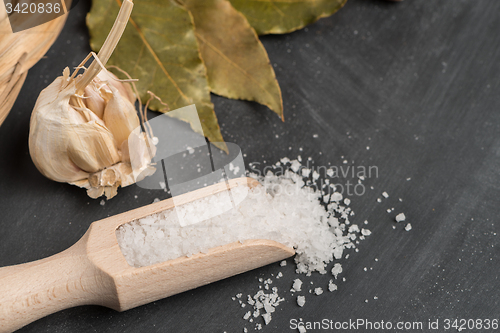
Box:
102, 84, 140, 148
65, 121, 121, 173
83, 84, 106, 119
29, 78, 90, 183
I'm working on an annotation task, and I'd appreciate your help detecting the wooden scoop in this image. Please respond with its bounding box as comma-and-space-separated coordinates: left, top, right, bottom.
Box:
0, 177, 295, 333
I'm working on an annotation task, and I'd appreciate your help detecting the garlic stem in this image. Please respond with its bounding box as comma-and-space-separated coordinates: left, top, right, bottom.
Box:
76, 0, 134, 94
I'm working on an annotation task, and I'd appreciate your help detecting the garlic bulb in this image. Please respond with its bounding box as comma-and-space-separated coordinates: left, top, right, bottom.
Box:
28, 0, 156, 199
29, 67, 156, 199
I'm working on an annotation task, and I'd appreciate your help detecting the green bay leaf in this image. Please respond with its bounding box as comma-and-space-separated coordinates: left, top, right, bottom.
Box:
87, 0, 226, 150
228, 0, 348, 35
181, 0, 283, 119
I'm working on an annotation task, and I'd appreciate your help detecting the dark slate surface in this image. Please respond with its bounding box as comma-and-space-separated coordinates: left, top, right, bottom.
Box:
1, 0, 499, 332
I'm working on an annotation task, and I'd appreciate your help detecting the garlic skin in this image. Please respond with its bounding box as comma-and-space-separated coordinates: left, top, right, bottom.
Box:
29, 67, 156, 199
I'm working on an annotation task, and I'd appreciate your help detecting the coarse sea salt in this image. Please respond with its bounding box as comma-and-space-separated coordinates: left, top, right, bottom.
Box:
396, 213, 406, 222
116, 157, 372, 330
116, 160, 365, 276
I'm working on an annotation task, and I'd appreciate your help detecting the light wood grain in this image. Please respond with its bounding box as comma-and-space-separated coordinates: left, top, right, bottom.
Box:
0, 177, 295, 332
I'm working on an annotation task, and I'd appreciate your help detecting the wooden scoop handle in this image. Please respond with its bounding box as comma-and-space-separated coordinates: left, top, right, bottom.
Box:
0, 232, 112, 333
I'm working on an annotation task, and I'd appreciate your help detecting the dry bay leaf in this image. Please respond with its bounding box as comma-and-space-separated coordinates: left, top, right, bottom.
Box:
87, 0, 226, 150
229, 0, 347, 35
181, 0, 283, 119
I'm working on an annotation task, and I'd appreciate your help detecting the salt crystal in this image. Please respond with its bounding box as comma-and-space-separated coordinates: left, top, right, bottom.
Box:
344, 198, 351, 206
361, 229, 371, 236
280, 260, 287, 267
382, 191, 389, 198
301, 168, 311, 177
262, 313, 272, 325
331, 263, 342, 279
243, 311, 251, 320
314, 288, 323, 295
377, 198, 382, 203
298, 326, 307, 333
297, 296, 306, 307
328, 280, 337, 292
313, 134, 318, 138
292, 279, 303, 292
331, 192, 343, 202
348, 225, 359, 233
396, 213, 406, 222
290, 160, 301, 172
405, 223, 412, 231
100, 200, 105, 206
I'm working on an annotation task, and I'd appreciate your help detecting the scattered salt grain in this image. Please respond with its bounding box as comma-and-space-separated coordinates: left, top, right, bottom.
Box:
344, 198, 351, 206
292, 279, 303, 292
377, 198, 382, 203
361, 228, 371, 236
331, 263, 342, 279
297, 296, 306, 307
314, 288, 323, 295
100, 200, 105, 206
405, 223, 412, 231
396, 213, 406, 222
280, 260, 287, 267
328, 280, 337, 292
298, 326, 307, 333
313, 134, 318, 138
382, 192, 389, 198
